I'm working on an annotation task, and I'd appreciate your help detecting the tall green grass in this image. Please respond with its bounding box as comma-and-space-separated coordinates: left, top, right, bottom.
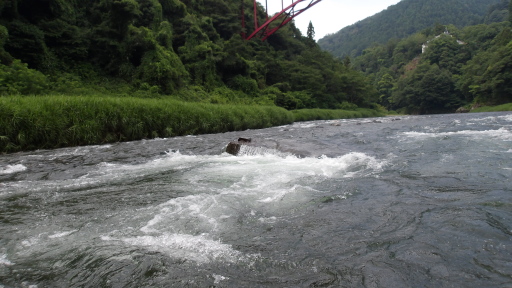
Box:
0, 96, 383, 153
0, 96, 294, 153
470, 103, 512, 113
292, 108, 384, 122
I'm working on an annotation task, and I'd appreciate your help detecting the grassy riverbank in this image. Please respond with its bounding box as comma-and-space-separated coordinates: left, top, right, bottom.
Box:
470, 103, 512, 113
292, 108, 383, 122
0, 96, 384, 153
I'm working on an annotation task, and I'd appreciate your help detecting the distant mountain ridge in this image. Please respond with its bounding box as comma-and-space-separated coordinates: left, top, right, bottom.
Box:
318, 0, 504, 58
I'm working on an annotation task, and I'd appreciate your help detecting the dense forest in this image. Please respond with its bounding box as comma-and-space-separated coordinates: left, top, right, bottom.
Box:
318, 0, 505, 58
0, 0, 378, 110
351, 2, 512, 114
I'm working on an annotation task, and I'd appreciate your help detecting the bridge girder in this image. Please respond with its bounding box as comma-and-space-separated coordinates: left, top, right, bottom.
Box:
242, 0, 322, 41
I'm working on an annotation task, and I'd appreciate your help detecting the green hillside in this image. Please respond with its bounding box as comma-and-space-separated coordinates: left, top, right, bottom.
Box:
318, 0, 505, 58
352, 17, 512, 114
0, 0, 377, 110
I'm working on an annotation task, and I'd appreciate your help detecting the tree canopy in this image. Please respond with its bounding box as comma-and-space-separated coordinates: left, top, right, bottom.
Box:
352, 19, 512, 114
0, 0, 378, 110
318, 0, 504, 58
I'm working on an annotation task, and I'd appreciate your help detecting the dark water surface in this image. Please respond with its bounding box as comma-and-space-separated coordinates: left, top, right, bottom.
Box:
1, 112, 511, 287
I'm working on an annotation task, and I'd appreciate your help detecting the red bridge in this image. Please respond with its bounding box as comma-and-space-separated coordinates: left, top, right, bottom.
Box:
242, 0, 323, 41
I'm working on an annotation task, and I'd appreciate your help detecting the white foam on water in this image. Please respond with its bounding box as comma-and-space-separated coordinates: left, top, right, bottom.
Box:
294, 122, 318, 128
21, 236, 41, 247
502, 114, 512, 121
468, 114, 512, 125
46, 145, 112, 159
1, 147, 386, 198
140, 193, 223, 235
5, 149, 386, 266
257, 184, 306, 203
236, 145, 290, 157
401, 128, 512, 141
212, 274, 229, 284
171, 151, 382, 197
0, 152, 204, 195
0, 254, 14, 266
258, 216, 277, 223
108, 233, 245, 264
0, 164, 27, 175
122, 151, 386, 264
48, 230, 78, 239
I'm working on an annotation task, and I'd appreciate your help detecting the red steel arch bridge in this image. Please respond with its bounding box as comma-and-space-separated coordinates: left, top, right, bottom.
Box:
241, 0, 322, 41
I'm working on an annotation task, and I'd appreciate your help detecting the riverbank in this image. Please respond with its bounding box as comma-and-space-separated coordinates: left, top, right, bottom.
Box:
471, 103, 512, 113
0, 96, 384, 153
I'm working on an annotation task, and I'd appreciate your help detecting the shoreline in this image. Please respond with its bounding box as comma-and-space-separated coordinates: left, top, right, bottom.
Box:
0, 95, 383, 154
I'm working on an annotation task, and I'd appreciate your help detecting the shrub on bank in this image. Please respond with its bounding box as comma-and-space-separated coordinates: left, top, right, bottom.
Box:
0, 60, 49, 95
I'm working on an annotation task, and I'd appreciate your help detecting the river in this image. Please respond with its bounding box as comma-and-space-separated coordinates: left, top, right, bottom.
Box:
1, 112, 511, 287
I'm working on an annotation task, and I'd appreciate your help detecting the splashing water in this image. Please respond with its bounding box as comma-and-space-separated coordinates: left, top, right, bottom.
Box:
1, 112, 511, 287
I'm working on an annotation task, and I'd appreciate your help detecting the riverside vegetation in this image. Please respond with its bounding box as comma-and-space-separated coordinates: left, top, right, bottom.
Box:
318, 0, 505, 58
0, 95, 381, 153
349, 0, 512, 114
0, 0, 382, 153
1, 0, 511, 153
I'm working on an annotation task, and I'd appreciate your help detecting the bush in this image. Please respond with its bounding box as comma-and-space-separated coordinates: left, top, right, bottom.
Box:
0, 60, 49, 95
227, 75, 259, 96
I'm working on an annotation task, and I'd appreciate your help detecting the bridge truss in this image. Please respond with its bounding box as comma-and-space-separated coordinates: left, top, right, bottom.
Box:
242, 0, 322, 41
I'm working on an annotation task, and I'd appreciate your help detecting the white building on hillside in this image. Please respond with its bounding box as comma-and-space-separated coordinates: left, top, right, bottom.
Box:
422, 29, 466, 53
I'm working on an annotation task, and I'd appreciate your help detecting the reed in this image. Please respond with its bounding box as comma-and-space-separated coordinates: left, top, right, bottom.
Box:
291, 108, 383, 122
0, 96, 382, 153
0, 96, 294, 153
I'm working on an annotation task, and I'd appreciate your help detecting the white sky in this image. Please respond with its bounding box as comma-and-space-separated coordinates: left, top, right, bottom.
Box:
257, 0, 402, 40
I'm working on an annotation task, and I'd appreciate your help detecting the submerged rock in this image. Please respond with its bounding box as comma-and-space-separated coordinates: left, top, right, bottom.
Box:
226, 138, 252, 155
226, 142, 242, 155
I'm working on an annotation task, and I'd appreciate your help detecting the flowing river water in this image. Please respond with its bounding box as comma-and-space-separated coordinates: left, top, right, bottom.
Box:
1, 112, 511, 287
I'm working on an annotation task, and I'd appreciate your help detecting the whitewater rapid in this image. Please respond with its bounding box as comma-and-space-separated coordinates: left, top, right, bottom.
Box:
1, 112, 511, 287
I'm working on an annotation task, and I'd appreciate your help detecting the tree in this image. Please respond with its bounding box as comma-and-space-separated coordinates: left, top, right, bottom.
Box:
391, 63, 460, 114
463, 42, 512, 104
318, 0, 503, 58
422, 34, 470, 74
377, 73, 394, 108
343, 56, 351, 67
0, 0, 380, 109
307, 21, 315, 40
0, 25, 12, 65
509, 0, 512, 25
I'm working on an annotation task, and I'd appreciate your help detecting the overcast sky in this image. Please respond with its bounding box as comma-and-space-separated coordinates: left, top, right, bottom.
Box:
256, 0, 402, 40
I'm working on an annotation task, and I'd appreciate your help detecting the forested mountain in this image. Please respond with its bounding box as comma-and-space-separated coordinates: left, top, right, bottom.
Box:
352, 17, 512, 114
0, 0, 377, 109
318, 0, 505, 58
484, 0, 511, 24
